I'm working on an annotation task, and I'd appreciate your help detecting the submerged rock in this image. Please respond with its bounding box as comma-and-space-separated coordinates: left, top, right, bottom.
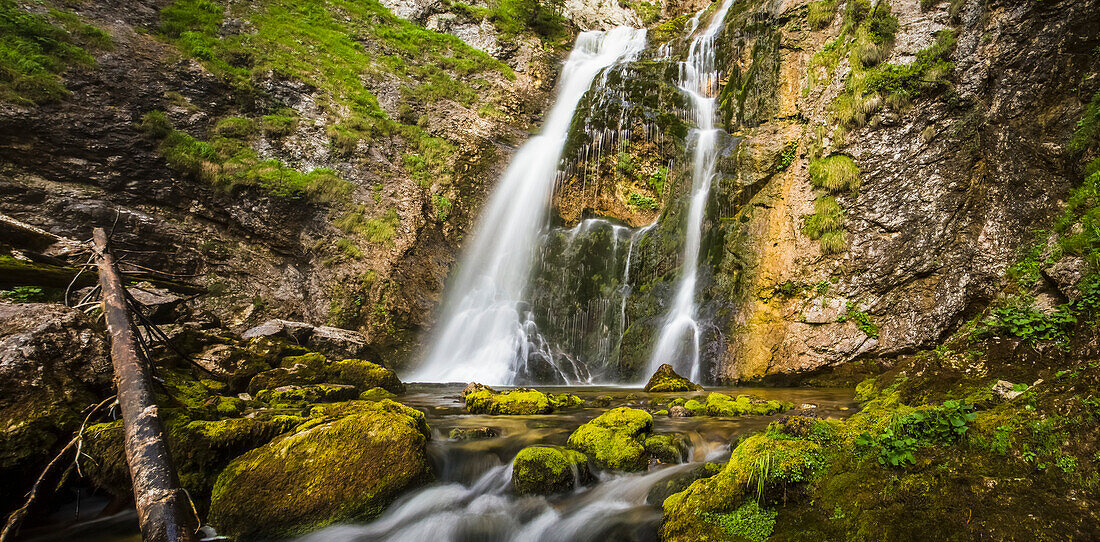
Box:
705, 393, 792, 417
208, 400, 433, 540
567, 407, 653, 471
449, 426, 499, 440
643, 364, 703, 393
511, 445, 591, 495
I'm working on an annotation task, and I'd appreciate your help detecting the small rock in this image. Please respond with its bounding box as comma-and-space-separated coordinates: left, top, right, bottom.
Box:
242, 319, 314, 342
463, 382, 493, 397
593, 395, 613, 407
669, 405, 692, 418
992, 380, 1024, 401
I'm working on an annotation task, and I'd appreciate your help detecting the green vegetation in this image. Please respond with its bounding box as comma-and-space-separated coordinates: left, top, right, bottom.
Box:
483, 0, 568, 40
802, 154, 860, 253
855, 400, 975, 467
808, 154, 860, 192
432, 194, 452, 221
512, 445, 590, 494
806, 0, 838, 30
776, 142, 798, 172
0, 0, 112, 104
647, 166, 668, 194
337, 206, 401, 245
628, 191, 660, 211
140, 111, 353, 202
567, 407, 653, 471
838, 301, 879, 339
705, 501, 778, 542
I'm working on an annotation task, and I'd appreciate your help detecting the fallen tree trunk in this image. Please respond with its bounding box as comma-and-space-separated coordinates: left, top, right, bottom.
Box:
93, 228, 199, 542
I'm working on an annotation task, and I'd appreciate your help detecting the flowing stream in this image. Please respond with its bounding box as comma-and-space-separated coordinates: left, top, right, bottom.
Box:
646, 0, 736, 384
410, 28, 648, 386
291, 385, 857, 542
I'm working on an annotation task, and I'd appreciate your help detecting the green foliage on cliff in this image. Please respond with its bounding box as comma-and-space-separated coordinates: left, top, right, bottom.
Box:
838, 301, 879, 339
806, 0, 838, 30
140, 110, 353, 202
0, 0, 111, 104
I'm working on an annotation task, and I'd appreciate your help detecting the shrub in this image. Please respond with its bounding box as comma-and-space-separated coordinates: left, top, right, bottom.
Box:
628, 192, 659, 210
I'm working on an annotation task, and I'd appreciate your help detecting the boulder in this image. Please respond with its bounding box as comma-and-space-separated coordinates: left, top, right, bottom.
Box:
567, 407, 653, 472
669, 405, 692, 418
646, 462, 722, 505
705, 393, 792, 417
329, 358, 405, 393
127, 283, 184, 323
644, 433, 689, 464
992, 380, 1025, 401
644, 364, 703, 393
208, 400, 433, 539
307, 325, 376, 361
241, 319, 314, 342
0, 303, 111, 508
255, 384, 359, 408
511, 445, 591, 495
464, 388, 553, 415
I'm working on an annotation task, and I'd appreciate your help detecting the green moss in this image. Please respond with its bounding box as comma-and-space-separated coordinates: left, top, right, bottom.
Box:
566, 407, 653, 472
548, 393, 584, 409
644, 433, 689, 464
359, 386, 396, 401
705, 393, 792, 417
651, 14, 690, 44
705, 500, 778, 542
328, 358, 406, 393
209, 399, 433, 539
808, 155, 860, 192
512, 445, 590, 495
807, 0, 838, 29
644, 363, 702, 392
838, 301, 879, 339
465, 388, 554, 415
0, 0, 111, 105
256, 384, 359, 408
684, 399, 706, 416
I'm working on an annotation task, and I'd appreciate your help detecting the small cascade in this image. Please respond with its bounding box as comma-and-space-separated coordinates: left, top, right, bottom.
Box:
646, 0, 737, 383
410, 27, 648, 385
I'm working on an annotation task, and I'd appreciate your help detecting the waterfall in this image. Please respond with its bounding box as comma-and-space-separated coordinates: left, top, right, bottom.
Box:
410, 27, 648, 385
645, 0, 736, 384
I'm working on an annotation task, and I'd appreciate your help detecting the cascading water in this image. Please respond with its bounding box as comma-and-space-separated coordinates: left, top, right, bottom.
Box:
645, 0, 736, 384
409, 27, 648, 386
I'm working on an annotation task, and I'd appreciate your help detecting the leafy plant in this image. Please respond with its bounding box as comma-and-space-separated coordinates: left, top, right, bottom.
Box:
628, 192, 660, 210
838, 301, 879, 339
776, 141, 798, 172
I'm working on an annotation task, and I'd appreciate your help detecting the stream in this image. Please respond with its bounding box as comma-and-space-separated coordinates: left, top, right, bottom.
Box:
25, 385, 855, 542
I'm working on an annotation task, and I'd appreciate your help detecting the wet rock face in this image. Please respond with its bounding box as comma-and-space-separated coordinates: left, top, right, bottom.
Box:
0, 303, 110, 508
208, 400, 434, 540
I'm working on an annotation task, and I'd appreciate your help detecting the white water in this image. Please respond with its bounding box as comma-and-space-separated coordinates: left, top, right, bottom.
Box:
296, 462, 693, 542
409, 27, 647, 386
645, 0, 736, 384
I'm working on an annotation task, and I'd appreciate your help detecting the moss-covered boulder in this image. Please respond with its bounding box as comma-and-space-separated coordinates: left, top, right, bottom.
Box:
705, 393, 792, 417
255, 384, 358, 408
512, 445, 592, 495
549, 392, 584, 409
567, 407, 653, 471
683, 399, 706, 416
644, 433, 689, 464
464, 387, 553, 415
660, 434, 824, 541
328, 358, 405, 393
646, 462, 722, 505
644, 364, 703, 392
359, 386, 396, 401
208, 399, 433, 540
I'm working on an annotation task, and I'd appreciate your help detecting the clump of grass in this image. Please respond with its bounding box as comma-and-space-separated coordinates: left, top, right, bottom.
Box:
809, 154, 861, 192
432, 194, 452, 221
213, 116, 256, 139
261, 110, 299, 137
807, 0, 838, 29
0, 1, 112, 104
628, 191, 660, 211
338, 206, 401, 245
336, 238, 362, 259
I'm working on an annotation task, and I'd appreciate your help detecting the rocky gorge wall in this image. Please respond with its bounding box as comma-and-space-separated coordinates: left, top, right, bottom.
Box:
540, 0, 1100, 383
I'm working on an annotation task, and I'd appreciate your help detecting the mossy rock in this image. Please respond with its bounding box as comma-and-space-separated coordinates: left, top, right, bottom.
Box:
654, 409, 670, 416
328, 358, 405, 393
448, 426, 499, 440
256, 384, 359, 408
646, 462, 722, 505
81, 411, 308, 511
669, 397, 687, 408
567, 407, 653, 472
644, 433, 689, 464
705, 393, 792, 417
465, 388, 553, 415
208, 400, 433, 540
512, 445, 591, 495
684, 399, 706, 416
644, 363, 703, 393
661, 434, 824, 541
359, 386, 396, 401
247, 365, 323, 395
549, 393, 584, 409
